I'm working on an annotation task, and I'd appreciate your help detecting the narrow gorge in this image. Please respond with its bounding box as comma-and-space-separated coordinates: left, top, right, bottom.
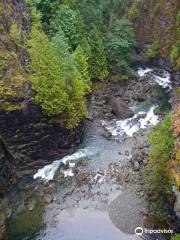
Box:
0, 0, 180, 240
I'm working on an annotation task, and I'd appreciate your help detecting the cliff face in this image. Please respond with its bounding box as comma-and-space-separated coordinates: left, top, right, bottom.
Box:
127, 0, 180, 60
126, 0, 180, 220
172, 101, 180, 218
0, 0, 30, 111
0, 139, 14, 195
0, 0, 83, 183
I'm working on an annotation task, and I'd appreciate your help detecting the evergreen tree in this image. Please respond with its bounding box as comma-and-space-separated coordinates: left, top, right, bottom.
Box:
73, 45, 90, 84
88, 26, 108, 80
52, 30, 90, 91
106, 19, 136, 78
50, 5, 82, 50
27, 26, 69, 116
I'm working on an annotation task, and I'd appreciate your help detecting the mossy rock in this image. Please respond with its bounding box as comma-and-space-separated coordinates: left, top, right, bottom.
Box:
8, 198, 45, 240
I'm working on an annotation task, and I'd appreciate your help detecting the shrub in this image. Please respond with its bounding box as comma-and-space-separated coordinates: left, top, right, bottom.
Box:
145, 116, 175, 218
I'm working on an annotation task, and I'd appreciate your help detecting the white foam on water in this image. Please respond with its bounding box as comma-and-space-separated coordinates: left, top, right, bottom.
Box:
69, 161, 76, 168
63, 169, 74, 178
115, 117, 140, 137
105, 105, 159, 138
153, 72, 171, 89
104, 66, 171, 140
34, 160, 61, 181
137, 68, 153, 77
137, 67, 171, 89
34, 148, 92, 181
139, 105, 159, 128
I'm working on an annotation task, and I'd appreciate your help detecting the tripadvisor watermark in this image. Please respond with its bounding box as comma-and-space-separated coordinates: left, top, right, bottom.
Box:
135, 227, 173, 236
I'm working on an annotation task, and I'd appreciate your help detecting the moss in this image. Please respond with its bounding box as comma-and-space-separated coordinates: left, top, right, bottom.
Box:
143, 41, 160, 58
144, 116, 175, 219
0, 4, 4, 31
0, 1, 28, 112
126, 0, 141, 22
9, 20, 22, 45
152, 2, 161, 15
172, 104, 180, 189
8, 198, 45, 240
128, 0, 180, 60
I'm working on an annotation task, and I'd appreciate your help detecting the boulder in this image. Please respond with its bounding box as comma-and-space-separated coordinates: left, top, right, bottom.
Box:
132, 149, 144, 162
102, 131, 111, 140
106, 97, 134, 119
133, 161, 140, 171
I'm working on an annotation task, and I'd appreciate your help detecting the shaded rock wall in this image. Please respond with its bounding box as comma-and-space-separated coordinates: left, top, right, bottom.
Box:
0, 0, 83, 183
0, 139, 14, 195
0, 103, 83, 176
128, 0, 180, 58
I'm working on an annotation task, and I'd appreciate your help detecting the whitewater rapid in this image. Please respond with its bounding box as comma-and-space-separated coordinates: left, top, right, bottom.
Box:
34, 148, 94, 181
104, 105, 159, 138
137, 67, 171, 89
103, 67, 171, 139
34, 67, 171, 181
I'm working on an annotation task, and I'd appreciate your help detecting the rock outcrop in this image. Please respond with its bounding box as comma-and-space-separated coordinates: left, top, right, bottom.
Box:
126, 0, 180, 59
0, 139, 14, 195
0, 139, 14, 239
172, 103, 180, 219
0, 0, 83, 183
106, 96, 134, 119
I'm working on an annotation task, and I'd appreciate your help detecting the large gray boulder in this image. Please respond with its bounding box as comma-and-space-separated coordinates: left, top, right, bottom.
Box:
106, 97, 134, 119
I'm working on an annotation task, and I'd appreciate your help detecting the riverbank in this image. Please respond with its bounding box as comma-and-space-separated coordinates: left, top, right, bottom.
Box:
3, 66, 175, 240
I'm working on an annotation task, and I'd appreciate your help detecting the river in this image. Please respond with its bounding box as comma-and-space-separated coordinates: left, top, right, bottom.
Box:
8, 67, 172, 240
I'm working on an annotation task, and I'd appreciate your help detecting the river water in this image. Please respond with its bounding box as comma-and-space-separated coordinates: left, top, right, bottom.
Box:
34, 67, 171, 181
9, 67, 172, 240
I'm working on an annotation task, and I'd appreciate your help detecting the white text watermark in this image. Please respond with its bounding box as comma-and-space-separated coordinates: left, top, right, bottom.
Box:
135, 227, 173, 236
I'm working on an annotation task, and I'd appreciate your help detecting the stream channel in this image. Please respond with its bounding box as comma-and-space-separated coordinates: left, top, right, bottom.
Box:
8, 67, 172, 240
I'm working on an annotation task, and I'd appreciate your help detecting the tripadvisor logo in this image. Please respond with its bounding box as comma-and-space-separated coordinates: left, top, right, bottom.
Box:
135, 227, 143, 236
135, 227, 173, 236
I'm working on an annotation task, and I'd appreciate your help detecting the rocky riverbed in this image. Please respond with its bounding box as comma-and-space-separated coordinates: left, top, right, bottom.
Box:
3, 66, 174, 240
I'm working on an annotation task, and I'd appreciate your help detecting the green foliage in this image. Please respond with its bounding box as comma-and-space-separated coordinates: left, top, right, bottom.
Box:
176, 11, 180, 27
153, 2, 161, 15
170, 40, 180, 69
36, 0, 54, 32
9, 21, 22, 45
27, 26, 69, 116
73, 45, 90, 84
8, 198, 44, 240
24, 0, 136, 127
170, 11, 180, 69
88, 26, 108, 80
66, 46, 91, 127
0, 2, 27, 111
50, 5, 82, 49
29, 0, 134, 80
27, 24, 91, 128
105, 19, 136, 78
171, 234, 180, 240
127, 0, 141, 22
144, 41, 160, 58
62, 0, 103, 31
52, 30, 91, 127
145, 116, 175, 218
25, 0, 42, 26
100, 0, 127, 28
